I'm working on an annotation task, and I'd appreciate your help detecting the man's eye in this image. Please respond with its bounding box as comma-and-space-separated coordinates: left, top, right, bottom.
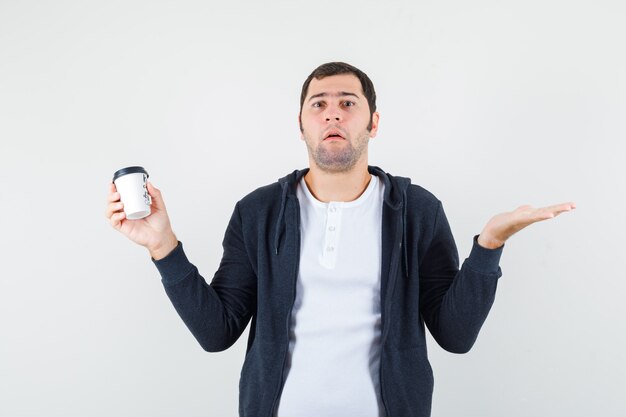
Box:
343, 101, 355, 107
312, 102, 323, 108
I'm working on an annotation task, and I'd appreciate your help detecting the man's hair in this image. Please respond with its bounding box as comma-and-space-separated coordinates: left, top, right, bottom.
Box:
299, 62, 377, 131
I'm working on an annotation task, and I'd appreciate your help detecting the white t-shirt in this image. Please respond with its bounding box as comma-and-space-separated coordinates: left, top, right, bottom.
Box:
276, 174, 386, 417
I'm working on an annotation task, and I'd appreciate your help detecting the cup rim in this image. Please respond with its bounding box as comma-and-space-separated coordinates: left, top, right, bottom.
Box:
112, 166, 149, 183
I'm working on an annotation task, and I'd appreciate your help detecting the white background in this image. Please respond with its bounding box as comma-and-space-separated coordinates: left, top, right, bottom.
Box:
1, 0, 624, 416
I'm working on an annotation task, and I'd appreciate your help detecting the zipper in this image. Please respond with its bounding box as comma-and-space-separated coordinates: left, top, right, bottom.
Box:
379, 204, 403, 417
269, 197, 301, 417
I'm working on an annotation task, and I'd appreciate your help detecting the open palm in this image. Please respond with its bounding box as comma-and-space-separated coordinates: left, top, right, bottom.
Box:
477, 202, 576, 249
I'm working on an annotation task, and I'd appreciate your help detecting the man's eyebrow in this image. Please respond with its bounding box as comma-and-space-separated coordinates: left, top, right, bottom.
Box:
307, 92, 360, 102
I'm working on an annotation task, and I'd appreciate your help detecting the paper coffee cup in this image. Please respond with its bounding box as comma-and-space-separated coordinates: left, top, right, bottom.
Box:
112, 166, 152, 220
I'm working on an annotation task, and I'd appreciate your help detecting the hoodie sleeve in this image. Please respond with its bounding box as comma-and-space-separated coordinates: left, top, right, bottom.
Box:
419, 201, 503, 354
152, 202, 257, 352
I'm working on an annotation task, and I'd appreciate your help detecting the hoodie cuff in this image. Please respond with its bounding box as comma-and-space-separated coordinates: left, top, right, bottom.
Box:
151, 241, 195, 286
464, 235, 504, 274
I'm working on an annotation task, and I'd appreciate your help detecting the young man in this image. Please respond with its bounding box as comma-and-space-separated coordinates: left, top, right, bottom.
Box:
106, 62, 575, 417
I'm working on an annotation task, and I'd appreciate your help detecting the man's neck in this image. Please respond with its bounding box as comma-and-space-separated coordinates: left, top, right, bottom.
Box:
303, 161, 372, 203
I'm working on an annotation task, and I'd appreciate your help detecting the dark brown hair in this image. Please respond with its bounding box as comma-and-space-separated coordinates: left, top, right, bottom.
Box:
299, 62, 377, 131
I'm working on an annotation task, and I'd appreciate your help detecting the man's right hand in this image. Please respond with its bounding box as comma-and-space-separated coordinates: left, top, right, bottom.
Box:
105, 181, 178, 260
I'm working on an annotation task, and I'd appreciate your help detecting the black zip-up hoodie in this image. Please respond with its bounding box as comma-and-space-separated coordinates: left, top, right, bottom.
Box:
152, 165, 504, 417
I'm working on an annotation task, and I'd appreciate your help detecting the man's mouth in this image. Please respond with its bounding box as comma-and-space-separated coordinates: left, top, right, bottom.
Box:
324, 129, 345, 140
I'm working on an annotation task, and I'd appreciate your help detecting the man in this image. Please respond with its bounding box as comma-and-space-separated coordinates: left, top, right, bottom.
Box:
105, 62, 575, 417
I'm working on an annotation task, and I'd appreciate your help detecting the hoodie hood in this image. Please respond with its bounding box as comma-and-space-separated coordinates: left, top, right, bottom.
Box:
274, 166, 411, 277
275, 165, 410, 208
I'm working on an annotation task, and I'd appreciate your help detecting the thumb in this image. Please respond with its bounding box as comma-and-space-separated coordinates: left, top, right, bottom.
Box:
147, 181, 167, 211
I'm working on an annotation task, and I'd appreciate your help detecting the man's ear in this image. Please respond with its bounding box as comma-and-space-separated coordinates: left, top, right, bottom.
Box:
369, 112, 380, 138
298, 113, 304, 139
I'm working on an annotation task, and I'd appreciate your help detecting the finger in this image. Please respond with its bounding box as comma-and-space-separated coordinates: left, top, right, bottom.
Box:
512, 206, 556, 224
108, 183, 120, 203
109, 211, 126, 229
523, 203, 575, 223
556, 202, 576, 211
146, 182, 166, 210
146, 181, 157, 195
105, 201, 124, 219
515, 204, 533, 211
108, 191, 121, 203
109, 182, 118, 195
541, 202, 576, 217
544, 202, 575, 211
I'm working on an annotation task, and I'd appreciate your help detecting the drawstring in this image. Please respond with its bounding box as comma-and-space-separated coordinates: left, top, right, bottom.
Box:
274, 183, 289, 255
402, 189, 408, 278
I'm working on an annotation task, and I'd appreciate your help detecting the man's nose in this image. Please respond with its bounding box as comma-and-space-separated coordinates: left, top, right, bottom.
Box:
324, 107, 341, 122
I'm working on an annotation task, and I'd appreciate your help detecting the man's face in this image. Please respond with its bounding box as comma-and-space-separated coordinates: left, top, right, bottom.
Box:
299, 74, 379, 173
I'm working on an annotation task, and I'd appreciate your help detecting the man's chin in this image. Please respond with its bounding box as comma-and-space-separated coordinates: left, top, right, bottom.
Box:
314, 159, 359, 174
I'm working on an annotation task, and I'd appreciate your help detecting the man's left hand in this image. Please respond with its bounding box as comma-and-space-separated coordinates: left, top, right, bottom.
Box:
477, 202, 577, 249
